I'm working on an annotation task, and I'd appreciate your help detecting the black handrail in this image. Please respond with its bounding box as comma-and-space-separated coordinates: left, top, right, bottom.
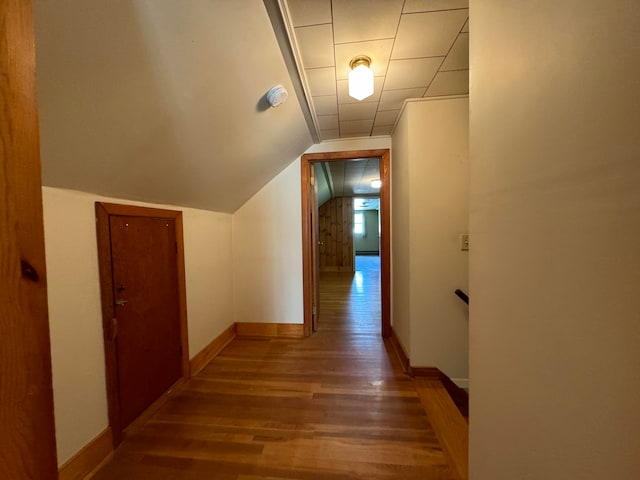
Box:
454, 289, 469, 305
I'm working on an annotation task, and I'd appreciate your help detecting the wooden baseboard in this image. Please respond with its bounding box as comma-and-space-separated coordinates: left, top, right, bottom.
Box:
412, 366, 469, 418
410, 366, 441, 378
235, 322, 304, 338
390, 327, 410, 373
392, 333, 469, 419
190, 323, 236, 375
414, 378, 468, 480
58, 427, 113, 480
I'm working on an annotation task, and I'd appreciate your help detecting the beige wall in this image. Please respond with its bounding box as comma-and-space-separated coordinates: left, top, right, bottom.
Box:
232, 160, 304, 324
305, 136, 392, 154
232, 137, 392, 326
390, 110, 411, 356
42, 187, 233, 465
354, 210, 380, 253
469, 1, 640, 478
391, 98, 469, 383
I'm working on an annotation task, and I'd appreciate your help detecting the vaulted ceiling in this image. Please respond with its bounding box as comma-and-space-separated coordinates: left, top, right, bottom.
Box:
34, 0, 313, 213
33, 0, 468, 213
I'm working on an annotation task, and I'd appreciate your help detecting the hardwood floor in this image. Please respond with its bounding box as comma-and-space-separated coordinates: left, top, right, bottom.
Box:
93, 256, 455, 479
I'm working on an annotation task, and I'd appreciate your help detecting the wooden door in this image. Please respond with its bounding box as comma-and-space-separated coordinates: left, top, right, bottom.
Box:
0, 0, 59, 476
310, 164, 320, 331
109, 215, 183, 428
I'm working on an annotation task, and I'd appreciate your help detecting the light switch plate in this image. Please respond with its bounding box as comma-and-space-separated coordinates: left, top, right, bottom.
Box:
460, 234, 469, 251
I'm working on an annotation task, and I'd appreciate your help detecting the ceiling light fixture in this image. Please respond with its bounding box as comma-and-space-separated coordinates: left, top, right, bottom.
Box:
348, 55, 374, 101
371, 179, 382, 189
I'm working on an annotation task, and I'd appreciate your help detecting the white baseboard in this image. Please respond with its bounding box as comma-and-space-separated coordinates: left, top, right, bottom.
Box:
451, 378, 469, 391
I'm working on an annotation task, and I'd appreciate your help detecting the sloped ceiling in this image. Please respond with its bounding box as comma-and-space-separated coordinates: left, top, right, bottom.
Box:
34, 0, 313, 213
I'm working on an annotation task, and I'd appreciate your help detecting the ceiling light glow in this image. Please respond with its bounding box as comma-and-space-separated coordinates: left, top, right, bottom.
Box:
348, 56, 374, 101
371, 179, 382, 188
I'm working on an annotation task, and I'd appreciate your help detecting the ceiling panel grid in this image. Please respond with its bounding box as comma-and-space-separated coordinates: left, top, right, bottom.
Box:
285, 0, 469, 140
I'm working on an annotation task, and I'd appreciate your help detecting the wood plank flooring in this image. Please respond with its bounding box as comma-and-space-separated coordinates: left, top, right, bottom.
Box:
92, 256, 455, 479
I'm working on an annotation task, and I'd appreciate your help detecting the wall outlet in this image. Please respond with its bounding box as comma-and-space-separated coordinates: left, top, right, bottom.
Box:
460, 234, 469, 251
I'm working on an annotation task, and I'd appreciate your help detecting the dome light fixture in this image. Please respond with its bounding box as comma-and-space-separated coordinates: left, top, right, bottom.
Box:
348, 55, 374, 101
371, 179, 382, 189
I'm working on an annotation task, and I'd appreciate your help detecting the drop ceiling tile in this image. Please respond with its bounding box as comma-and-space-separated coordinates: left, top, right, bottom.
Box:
320, 129, 340, 140
392, 9, 468, 59
333, 0, 404, 43
334, 39, 394, 80
340, 119, 374, 135
338, 102, 378, 121
424, 69, 469, 96
372, 125, 394, 136
379, 88, 425, 110
295, 24, 334, 68
462, 18, 469, 32
305, 67, 336, 96
441, 33, 469, 70
287, 0, 332, 27
363, 159, 380, 176
374, 109, 401, 126
317, 114, 339, 130
313, 95, 338, 115
337, 77, 384, 104
403, 0, 469, 13
384, 57, 442, 90
341, 132, 371, 138
345, 160, 368, 174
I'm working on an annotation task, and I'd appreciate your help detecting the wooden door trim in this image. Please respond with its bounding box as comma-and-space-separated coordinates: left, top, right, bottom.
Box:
0, 0, 59, 476
301, 149, 391, 338
95, 202, 190, 446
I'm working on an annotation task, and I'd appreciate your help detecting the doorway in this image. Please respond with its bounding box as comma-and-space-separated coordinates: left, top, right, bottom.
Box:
301, 149, 391, 338
95, 202, 190, 445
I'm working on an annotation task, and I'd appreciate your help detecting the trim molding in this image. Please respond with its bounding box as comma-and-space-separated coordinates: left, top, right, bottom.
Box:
414, 378, 468, 480
411, 366, 441, 378
58, 325, 237, 478
190, 324, 236, 375
451, 378, 469, 391
58, 428, 113, 480
412, 367, 469, 419
301, 149, 391, 338
390, 327, 410, 373
95, 202, 190, 446
235, 322, 304, 338
388, 329, 469, 418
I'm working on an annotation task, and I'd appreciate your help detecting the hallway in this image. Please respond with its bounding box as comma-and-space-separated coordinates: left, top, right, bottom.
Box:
93, 257, 453, 479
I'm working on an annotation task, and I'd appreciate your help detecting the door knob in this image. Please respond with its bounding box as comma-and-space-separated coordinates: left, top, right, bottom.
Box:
115, 299, 128, 307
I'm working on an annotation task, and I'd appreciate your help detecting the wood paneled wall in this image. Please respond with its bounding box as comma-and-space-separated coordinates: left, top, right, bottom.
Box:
318, 197, 354, 272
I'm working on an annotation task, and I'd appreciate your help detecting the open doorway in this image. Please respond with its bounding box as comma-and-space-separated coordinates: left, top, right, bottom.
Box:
301, 149, 390, 338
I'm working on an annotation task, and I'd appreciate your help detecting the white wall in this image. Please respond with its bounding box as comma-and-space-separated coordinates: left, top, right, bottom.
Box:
305, 136, 391, 154
409, 98, 469, 380
354, 210, 380, 253
232, 137, 392, 326
469, 1, 640, 478
232, 160, 304, 324
391, 113, 411, 356
42, 187, 233, 465
391, 98, 469, 383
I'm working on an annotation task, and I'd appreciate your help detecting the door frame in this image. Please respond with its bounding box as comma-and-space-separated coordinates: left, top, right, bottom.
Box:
301, 149, 391, 338
1, 0, 59, 476
95, 202, 190, 446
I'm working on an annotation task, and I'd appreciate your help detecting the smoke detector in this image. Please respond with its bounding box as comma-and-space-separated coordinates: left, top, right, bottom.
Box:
266, 85, 288, 107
